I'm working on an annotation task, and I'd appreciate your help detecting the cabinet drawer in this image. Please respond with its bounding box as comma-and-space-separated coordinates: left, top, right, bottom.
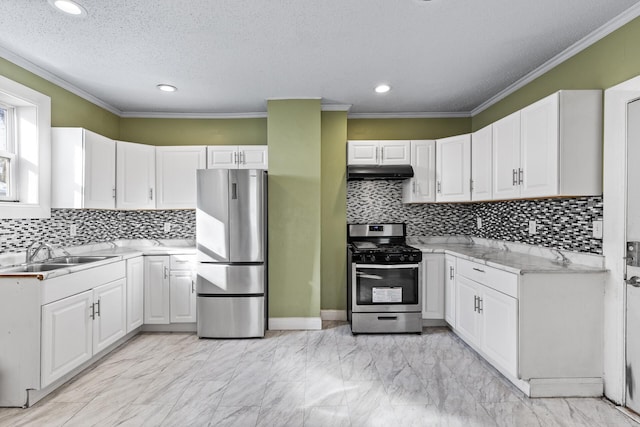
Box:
170, 254, 195, 270
457, 258, 518, 298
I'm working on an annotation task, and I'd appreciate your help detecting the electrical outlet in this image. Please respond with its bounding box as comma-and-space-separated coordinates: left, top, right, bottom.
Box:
528, 220, 537, 235
593, 220, 603, 239
477, 217, 482, 229
70, 224, 77, 237
164, 222, 171, 233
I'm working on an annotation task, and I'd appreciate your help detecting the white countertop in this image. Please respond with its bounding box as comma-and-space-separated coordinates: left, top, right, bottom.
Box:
0, 239, 196, 280
407, 237, 606, 275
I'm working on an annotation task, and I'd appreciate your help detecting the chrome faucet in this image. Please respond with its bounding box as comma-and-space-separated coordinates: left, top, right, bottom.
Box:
25, 242, 55, 263
551, 248, 571, 265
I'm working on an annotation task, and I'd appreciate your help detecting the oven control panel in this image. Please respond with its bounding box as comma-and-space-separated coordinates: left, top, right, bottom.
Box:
351, 252, 422, 264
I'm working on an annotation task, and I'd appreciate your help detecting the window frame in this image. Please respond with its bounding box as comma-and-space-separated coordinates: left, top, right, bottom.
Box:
0, 102, 17, 201
0, 75, 51, 219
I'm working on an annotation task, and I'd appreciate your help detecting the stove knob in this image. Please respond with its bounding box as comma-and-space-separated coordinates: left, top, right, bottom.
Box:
399, 254, 406, 261
385, 255, 391, 262
408, 255, 414, 261
369, 254, 376, 262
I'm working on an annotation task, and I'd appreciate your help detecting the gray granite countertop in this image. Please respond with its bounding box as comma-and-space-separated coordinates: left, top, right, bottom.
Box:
407, 237, 606, 275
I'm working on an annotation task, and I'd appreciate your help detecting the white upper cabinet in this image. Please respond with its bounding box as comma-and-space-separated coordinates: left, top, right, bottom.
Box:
207, 145, 268, 169
347, 140, 411, 165
116, 141, 156, 210
492, 111, 521, 200
436, 134, 471, 202
51, 128, 116, 209
403, 140, 436, 203
471, 125, 493, 201
156, 146, 206, 209
492, 90, 602, 200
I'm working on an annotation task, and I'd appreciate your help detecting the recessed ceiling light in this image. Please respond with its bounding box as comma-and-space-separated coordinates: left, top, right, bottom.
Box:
375, 84, 391, 94
48, 0, 87, 16
156, 84, 177, 92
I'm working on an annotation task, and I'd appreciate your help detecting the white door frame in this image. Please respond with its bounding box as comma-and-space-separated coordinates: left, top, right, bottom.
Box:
603, 75, 640, 404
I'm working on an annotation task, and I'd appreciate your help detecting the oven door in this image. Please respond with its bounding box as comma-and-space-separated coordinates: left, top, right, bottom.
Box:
352, 263, 421, 313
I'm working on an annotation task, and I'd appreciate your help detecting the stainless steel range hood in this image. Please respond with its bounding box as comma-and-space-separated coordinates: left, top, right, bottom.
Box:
347, 165, 414, 180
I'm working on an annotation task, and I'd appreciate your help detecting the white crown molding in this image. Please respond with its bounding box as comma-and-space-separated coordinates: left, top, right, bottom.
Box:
119, 111, 268, 119
348, 111, 471, 119
0, 45, 122, 116
471, 3, 640, 116
322, 104, 352, 112
266, 96, 323, 101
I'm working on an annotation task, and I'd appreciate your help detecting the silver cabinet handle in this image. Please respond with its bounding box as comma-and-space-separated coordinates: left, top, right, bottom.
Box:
518, 168, 523, 185
449, 266, 454, 280
191, 280, 195, 293
474, 295, 478, 312
89, 303, 95, 319
164, 266, 168, 279
472, 267, 485, 273
233, 151, 238, 164
512, 169, 517, 186
628, 276, 640, 287
149, 188, 153, 201
478, 297, 483, 313
95, 299, 101, 317
112, 188, 116, 199
240, 151, 245, 165
412, 181, 416, 194
470, 179, 474, 192
437, 181, 441, 193
375, 146, 380, 164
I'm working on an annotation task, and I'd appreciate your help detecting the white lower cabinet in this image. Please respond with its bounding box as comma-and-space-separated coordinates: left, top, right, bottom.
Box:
422, 253, 444, 320
41, 291, 93, 388
41, 276, 127, 388
444, 255, 456, 327
126, 256, 144, 332
454, 275, 482, 344
144, 254, 196, 325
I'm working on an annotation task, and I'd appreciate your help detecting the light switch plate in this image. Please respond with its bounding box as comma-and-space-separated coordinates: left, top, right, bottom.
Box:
593, 220, 603, 239
477, 217, 482, 229
164, 223, 171, 233
528, 220, 537, 235
70, 224, 77, 237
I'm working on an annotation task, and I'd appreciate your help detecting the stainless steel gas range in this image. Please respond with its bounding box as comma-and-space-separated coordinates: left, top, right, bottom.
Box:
347, 223, 423, 334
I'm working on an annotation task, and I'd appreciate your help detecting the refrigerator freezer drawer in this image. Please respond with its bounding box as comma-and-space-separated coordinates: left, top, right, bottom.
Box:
197, 296, 265, 338
197, 264, 264, 295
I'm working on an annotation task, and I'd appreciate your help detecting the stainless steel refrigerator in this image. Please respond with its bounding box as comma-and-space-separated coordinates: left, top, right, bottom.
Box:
195, 168, 267, 338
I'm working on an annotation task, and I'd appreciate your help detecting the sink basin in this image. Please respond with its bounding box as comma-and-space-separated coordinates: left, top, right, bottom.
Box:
0, 263, 76, 273
47, 256, 114, 264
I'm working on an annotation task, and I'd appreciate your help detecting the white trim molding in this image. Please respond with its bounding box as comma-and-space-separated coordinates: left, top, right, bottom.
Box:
320, 310, 347, 321
119, 111, 268, 119
348, 111, 471, 119
268, 317, 322, 330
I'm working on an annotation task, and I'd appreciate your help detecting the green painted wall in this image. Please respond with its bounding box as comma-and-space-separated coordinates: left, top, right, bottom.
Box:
0, 58, 119, 138
321, 111, 348, 311
473, 16, 640, 130
119, 117, 267, 146
348, 117, 471, 140
267, 99, 322, 318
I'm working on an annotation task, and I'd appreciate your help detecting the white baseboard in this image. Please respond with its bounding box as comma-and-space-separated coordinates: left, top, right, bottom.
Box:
528, 377, 603, 398
321, 310, 347, 321
141, 323, 197, 333
269, 317, 322, 330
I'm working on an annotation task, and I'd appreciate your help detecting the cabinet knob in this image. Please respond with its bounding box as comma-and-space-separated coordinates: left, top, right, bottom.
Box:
628, 276, 640, 287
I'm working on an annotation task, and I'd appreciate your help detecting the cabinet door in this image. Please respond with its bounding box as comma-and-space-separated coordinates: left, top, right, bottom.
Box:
41, 290, 93, 388
455, 275, 480, 346
492, 112, 521, 200
422, 254, 445, 319
347, 141, 379, 165
471, 126, 492, 201
156, 146, 206, 209
170, 271, 197, 323
480, 285, 518, 377
116, 141, 156, 209
144, 256, 170, 324
380, 141, 411, 165
93, 278, 127, 354
126, 256, 144, 332
84, 130, 116, 209
444, 255, 456, 327
238, 146, 268, 169
520, 93, 559, 198
436, 134, 471, 202
207, 146, 237, 169
402, 140, 436, 203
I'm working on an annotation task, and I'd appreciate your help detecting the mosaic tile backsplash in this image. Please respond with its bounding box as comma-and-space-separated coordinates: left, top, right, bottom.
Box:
0, 209, 195, 253
347, 180, 604, 254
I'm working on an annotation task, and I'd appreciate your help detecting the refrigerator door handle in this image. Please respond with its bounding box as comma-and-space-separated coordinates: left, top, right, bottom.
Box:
232, 183, 237, 200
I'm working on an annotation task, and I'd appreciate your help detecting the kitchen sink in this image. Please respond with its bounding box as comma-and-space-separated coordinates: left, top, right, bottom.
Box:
47, 256, 114, 264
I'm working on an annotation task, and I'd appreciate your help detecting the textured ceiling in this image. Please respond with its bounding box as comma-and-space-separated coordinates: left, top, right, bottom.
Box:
0, 0, 639, 116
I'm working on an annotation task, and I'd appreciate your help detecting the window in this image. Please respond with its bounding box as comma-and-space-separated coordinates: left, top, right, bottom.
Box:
0, 75, 51, 219
0, 103, 16, 201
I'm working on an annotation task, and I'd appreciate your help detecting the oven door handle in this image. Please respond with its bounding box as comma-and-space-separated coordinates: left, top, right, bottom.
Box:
354, 264, 420, 269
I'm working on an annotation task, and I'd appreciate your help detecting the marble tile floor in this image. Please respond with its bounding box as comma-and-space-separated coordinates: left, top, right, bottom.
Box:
0, 322, 637, 427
